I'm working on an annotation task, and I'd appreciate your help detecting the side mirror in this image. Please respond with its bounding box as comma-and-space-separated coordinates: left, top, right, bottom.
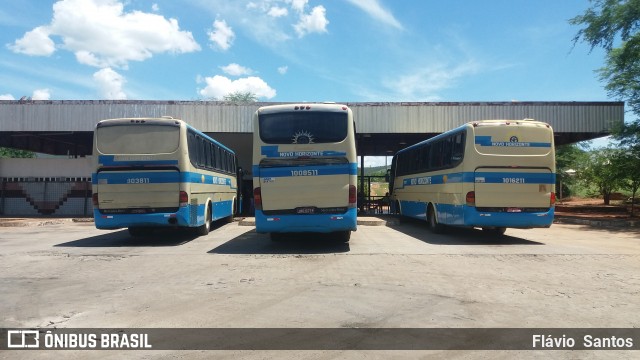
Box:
385, 169, 391, 183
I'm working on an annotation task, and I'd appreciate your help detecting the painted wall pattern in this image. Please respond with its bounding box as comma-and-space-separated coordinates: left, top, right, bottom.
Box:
1, 179, 92, 216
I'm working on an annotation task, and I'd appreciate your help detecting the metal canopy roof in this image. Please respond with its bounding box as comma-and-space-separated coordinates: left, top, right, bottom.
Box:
0, 100, 625, 157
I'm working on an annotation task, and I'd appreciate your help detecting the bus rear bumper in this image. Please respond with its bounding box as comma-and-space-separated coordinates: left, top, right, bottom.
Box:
255, 208, 358, 234
463, 206, 555, 228
93, 207, 193, 229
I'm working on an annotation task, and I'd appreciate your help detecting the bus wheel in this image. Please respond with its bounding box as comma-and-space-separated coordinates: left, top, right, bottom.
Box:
483, 227, 506, 236
128, 227, 148, 237
270, 233, 283, 242
427, 205, 444, 234
395, 200, 405, 223
226, 200, 235, 223
197, 203, 212, 236
335, 231, 350, 243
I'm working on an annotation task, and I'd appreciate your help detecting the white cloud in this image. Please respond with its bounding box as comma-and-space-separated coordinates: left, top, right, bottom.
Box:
8, 26, 56, 56
208, 19, 235, 51
278, 65, 288, 75
268, 6, 288, 17
345, 0, 403, 30
220, 63, 254, 76
288, 0, 308, 13
195, 1, 329, 44
9, 0, 200, 68
32, 89, 51, 100
0, 94, 15, 100
198, 75, 276, 100
383, 60, 480, 101
151, 3, 159, 12
293, 5, 328, 37
93, 67, 127, 99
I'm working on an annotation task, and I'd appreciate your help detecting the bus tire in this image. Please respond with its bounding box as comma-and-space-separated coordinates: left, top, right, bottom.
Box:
335, 231, 350, 243
226, 200, 235, 223
427, 204, 445, 234
270, 232, 284, 242
197, 203, 212, 236
483, 227, 507, 236
128, 227, 148, 237
395, 200, 405, 222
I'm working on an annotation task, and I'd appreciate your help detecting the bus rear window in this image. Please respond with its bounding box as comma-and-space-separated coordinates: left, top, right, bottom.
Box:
259, 112, 348, 144
96, 125, 180, 154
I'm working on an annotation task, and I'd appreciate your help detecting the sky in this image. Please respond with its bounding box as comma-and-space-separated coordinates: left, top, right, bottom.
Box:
0, 0, 625, 164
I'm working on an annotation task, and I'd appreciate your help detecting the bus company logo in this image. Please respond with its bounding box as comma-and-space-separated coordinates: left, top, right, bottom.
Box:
7, 330, 39, 348
292, 130, 314, 144
509, 136, 519, 142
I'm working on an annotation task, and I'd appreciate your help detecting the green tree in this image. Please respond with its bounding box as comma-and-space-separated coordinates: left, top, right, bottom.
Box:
578, 147, 625, 204
614, 150, 640, 215
222, 91, 258, 103
0, 147, 35, 158
570, 0, 640, 144
555, 144, 588, 198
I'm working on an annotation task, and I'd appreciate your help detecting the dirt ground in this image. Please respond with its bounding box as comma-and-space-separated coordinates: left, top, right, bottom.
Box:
555, 197, 639, 221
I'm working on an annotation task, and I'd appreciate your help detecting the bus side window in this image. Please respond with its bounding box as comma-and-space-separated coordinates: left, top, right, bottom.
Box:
442, 137, 452, 167
187, 131, 198, 167
208, 143, 215, 169
452, 132, 465, 163
198, 137, 206, 168
430, 141, 442, 168
214, 146, 221, 170
205, 141, 211, 169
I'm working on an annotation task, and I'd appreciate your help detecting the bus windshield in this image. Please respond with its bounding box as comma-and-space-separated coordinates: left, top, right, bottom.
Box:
96, 124, 180, 155
258, 112, 348, 144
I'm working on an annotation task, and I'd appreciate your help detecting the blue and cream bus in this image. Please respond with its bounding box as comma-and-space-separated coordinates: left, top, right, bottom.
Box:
92, 117, 240, 236
252, 103, 357, 241
389, 119, 556, 235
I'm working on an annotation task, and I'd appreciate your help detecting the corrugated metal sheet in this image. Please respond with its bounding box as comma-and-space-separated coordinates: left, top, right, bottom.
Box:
347, 102, 625, 133
0, 100, 624, 133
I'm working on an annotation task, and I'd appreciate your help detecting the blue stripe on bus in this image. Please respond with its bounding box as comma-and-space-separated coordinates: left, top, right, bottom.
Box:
398, 201, 554, 228
92, 171, 236, 188
474, 136, 551, 148
260, 145, 347, 158
94, 200, 234, 230
252, 163, 357, 177
400, 171, 555, 188
98, 155, 179, 167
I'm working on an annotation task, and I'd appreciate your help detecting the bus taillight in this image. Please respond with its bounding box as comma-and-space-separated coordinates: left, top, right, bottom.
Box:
179, 191, 188, 207
348, 185, 357, 208
465, 191, 475, 206
550, 192, 556, 206
92, 193, 99, 207
254, 187, 263, 210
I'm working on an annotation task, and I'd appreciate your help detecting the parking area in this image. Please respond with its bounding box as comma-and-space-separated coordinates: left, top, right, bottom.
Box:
1, 219, 639, 358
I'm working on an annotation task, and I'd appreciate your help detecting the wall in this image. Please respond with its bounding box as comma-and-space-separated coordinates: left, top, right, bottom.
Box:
0, 157, 93, 178
1, 158, 93, 216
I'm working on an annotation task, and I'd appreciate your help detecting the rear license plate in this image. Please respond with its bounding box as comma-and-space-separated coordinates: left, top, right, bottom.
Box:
296, 207, 317, 214
507, 208, 522, 213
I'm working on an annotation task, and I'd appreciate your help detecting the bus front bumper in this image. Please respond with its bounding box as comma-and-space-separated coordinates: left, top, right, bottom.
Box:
255, 208, 357, 234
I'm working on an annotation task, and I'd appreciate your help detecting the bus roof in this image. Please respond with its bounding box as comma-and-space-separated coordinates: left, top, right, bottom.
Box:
95, 117, 235, 155
257, 103, 350, 114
